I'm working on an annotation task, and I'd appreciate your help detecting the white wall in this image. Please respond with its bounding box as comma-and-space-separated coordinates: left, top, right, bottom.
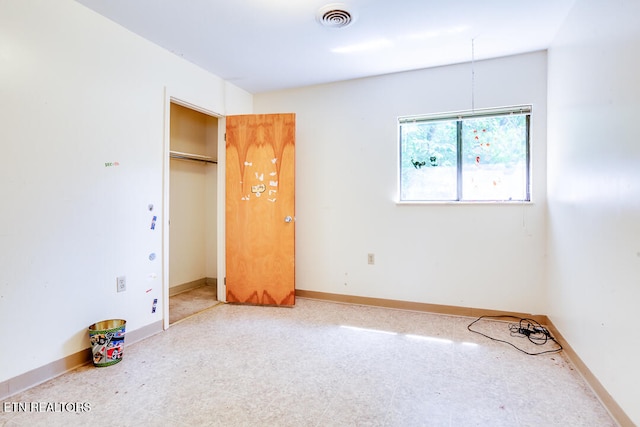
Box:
255, 51, 548, 315
0, 0, 251, 384
547, 1, 640, 424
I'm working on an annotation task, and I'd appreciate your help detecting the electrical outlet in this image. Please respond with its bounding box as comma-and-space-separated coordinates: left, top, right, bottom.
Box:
117, 276, 126, 292
367, 253, 375, 265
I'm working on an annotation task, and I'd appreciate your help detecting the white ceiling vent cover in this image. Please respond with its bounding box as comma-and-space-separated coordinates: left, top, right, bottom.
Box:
316, 3, 356, 28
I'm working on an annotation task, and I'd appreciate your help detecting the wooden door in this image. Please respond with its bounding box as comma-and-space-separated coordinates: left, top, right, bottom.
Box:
225, 113, 295, 305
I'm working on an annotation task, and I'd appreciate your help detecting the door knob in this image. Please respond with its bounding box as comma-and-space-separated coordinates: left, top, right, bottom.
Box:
284, 216, 293, 223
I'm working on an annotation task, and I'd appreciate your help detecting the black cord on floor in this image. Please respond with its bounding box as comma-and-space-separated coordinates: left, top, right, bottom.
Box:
467, 315, 563, 356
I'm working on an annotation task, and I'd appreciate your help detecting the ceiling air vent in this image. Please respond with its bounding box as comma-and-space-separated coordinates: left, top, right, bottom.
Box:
316, 4, 355, 28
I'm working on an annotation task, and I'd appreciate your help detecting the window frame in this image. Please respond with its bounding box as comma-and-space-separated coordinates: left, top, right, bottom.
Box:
397, 105, 532, 204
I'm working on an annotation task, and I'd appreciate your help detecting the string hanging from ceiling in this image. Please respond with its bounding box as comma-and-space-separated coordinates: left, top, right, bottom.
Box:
471, 38, 476, 112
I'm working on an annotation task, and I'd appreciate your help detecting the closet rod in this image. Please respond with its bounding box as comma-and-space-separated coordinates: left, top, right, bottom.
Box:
169, 150, 217, 164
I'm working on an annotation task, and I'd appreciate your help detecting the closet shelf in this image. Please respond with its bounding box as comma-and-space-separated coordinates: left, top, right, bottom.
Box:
170, 150, 217, 164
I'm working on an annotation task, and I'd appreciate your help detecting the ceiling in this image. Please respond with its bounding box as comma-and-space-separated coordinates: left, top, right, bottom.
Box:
75, 0, 576, 94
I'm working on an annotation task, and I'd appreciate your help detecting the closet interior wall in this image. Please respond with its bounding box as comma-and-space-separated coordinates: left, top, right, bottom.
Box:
169, 102, 218, 296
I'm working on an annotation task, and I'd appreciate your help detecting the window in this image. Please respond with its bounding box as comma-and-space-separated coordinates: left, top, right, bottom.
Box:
398, 106, 531, 202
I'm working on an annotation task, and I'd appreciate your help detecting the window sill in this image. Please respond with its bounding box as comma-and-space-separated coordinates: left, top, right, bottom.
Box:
396, 200, 534, 206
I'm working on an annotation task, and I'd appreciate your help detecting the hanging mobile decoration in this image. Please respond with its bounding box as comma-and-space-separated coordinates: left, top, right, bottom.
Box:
474, 129, 491, 148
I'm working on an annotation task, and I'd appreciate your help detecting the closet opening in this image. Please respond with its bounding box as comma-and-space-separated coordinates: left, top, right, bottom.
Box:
167, 101, 220, 324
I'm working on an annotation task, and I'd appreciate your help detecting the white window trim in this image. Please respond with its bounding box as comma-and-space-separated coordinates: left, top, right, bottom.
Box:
397, 105, 532, 204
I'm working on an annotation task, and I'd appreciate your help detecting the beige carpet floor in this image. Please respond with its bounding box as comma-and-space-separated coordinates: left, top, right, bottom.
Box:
169, 285, 219, 324
1, 298, 616, 426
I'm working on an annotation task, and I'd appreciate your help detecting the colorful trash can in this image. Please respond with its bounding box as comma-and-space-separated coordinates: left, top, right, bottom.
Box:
88, 319, 126, 367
